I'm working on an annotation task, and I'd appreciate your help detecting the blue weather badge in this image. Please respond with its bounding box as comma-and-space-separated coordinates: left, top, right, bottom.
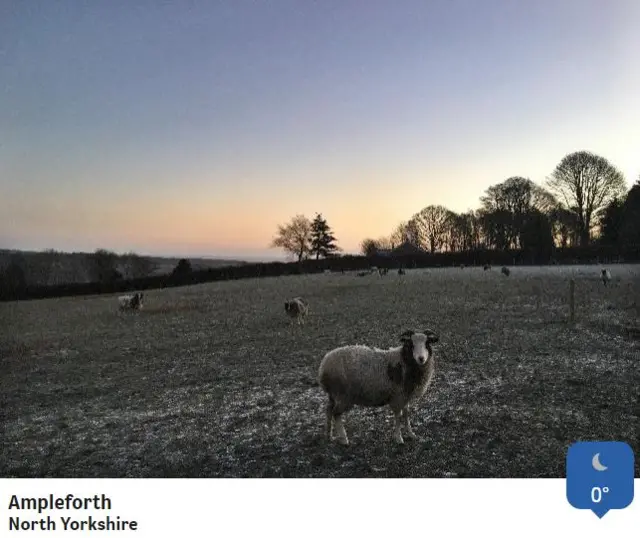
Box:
566, 441, 635, 518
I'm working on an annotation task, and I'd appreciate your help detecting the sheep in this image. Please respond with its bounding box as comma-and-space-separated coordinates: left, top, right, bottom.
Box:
118, 292, 144, 311
601, 268, 611, 286
284, 297, 308, 325
378, 267, 389, 276
318, 329, 440, 446
357, 271, 369, 277
460, 264, 465, 269
483, 264, 491, 271
501, 266, 510, 277
398, 268, 406, 275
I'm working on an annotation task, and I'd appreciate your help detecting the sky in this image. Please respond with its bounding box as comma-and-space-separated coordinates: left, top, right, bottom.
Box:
1, 0, 639, 261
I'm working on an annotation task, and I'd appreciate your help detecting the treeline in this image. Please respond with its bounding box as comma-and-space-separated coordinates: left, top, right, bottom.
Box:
2, 243, 638, 302
361, 152, 640, 261
0, 249, 159, 288
2, 150, 639, 302
0, 249, 247, 301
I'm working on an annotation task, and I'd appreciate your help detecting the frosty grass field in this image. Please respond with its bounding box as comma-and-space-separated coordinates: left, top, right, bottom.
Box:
2, 264, 639, 478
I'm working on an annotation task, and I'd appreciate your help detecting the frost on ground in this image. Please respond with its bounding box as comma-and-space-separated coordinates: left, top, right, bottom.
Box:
1, 264, 639, 477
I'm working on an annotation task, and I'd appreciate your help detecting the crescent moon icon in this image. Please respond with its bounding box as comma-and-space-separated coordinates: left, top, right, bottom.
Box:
592, 453, 608, 471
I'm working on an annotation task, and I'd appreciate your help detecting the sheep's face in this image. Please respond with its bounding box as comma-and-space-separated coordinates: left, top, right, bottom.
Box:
400, 330, 439, 367
285, 300, 302, 316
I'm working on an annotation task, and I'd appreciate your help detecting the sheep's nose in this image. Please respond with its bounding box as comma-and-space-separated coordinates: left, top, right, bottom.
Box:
417, 356, 426, 364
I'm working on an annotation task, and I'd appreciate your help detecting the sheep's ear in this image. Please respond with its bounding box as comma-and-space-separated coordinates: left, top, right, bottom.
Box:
400, 330, 414, 342
423, 330, 439, 343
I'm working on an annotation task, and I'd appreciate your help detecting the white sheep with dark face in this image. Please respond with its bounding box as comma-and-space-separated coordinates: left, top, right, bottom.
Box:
601, 268, 611, 286
284, 297, 308, 325
118, 292, 144, 311
318, 329, 440, 446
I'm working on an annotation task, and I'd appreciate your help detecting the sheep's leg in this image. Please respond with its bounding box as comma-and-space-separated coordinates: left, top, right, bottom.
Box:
325, 397, 335, 440
331, 399, 351, 446
333, 414, 349, 445
391, 408, 404, 445
402, 408, 417, 440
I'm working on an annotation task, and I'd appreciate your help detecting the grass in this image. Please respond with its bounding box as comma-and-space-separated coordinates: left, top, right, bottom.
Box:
1, 264, 639, 478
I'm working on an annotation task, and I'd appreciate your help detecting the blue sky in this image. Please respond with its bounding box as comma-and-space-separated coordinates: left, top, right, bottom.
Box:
1, 0, 638, 260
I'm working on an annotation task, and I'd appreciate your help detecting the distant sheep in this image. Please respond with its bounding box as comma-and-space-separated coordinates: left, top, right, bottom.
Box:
119, 292, 144, 311
318, 329, 439, 446
379, 267, 389, 276
284, 297, 308, 325
398, 268, 406, 275
460, 264, 465, 269
601, 269, 611, 286
501, 266, 510, 277
357, 271, 369, 277
483, 264, 491, 271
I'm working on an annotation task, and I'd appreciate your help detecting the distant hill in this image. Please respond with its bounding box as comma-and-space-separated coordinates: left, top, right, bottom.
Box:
0, 249, 249, 287
146, 255, 249, 276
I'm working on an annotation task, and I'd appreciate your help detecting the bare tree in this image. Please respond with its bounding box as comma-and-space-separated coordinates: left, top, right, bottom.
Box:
480, 176, 557, 250
389, 222, 407, 248
270, 214, 312, 262
361, 238, 378, 257
390, 220, 420, 248
360, 236, 394, 256
122, 252, 156, 279
412, 205, 451, 253
86, 249, 119, 283
549, 206, 580, 248
375, 236, 393, 250
445, 211, 479, 252
547, 151, 627, 246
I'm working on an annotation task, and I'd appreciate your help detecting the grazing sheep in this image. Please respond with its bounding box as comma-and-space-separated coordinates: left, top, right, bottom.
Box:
318, 329, 440, 446
284, 297, 308, 325
118, 292, 144, 311
378, 267, 389, 276
501, 266, 510, 277
601, 268, 611, 286
357, 271, 369, 277
483, 264, 491, 271
398, 268, 406, 275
